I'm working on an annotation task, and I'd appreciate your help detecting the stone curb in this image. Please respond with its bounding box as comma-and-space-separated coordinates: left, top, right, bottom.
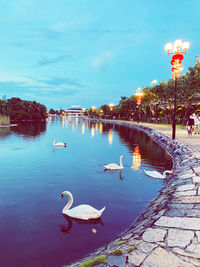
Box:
65, 120, 200, 267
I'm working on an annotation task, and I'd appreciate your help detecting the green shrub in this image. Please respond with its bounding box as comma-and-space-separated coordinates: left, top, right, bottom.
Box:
109, 249, 123, 255
127, 246, 136, 253
114, 240, 126, 245
0, 115, 10, 125
78, 255, 108, 267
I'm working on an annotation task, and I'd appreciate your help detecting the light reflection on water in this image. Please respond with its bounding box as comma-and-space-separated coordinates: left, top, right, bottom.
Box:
0, 118, 172, 267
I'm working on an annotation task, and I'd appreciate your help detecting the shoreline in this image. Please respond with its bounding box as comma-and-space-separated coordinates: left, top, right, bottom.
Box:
67, 119, 200, 267
0, 124, 18, 127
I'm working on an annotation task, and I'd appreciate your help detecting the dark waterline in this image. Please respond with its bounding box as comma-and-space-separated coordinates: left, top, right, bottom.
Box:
0, 118, 172, 266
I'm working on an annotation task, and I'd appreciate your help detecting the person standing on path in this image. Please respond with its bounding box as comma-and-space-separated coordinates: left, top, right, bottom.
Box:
193, 113, 200, 134
186, 115, 195, 136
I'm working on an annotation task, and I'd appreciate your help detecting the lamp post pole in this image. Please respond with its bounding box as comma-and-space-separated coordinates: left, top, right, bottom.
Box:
165, 39, 190, 140
135, 89, 144, 124
172, 76, 177, 140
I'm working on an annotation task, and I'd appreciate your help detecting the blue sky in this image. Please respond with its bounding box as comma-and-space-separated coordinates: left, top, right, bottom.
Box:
0, 0, 199, 110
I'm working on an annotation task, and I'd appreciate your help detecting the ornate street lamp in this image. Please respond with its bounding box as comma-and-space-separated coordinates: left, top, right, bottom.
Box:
109, 103, 114, 111
135, 88, 144, 124
91, 106, 96, 112
150, 80, 158, 86
165, 39, 190, 139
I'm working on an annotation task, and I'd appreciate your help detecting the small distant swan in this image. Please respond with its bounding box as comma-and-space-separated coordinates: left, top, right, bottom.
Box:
60, 191, 105, 220
143, 169, 173, 179
53, 137, 66, 147
104, 156, 124, 170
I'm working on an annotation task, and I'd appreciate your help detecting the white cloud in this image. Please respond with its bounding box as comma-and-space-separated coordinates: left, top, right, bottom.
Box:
92, 51, 115, 69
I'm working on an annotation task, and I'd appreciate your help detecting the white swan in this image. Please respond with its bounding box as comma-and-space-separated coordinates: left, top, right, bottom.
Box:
143, 169, 173, 179
53, 137, 66, 147
60, 191, 105, 220
104, 156, 124, 170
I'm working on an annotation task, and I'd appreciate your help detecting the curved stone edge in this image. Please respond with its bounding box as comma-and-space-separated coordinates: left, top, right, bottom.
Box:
65, 120, 200, 267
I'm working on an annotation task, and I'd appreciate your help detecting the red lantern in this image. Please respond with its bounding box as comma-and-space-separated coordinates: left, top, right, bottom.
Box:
137, 97, 142, 105
172, 53, 184, 61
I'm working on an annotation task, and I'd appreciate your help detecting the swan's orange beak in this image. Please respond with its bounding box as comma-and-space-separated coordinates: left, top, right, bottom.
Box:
60, 194, 64, 200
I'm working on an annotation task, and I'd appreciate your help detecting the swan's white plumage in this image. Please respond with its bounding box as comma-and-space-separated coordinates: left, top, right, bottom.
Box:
53, 137, 66, 147
60, 191, 105, 220
143, 170, 172, 179
104, 155, 124, 170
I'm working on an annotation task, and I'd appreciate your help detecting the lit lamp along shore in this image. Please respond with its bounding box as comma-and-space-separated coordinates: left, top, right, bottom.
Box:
165, 39, 190, 140
135, 89, 144, 124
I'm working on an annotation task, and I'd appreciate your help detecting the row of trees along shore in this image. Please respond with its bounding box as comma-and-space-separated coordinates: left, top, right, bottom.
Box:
88, 63, 200, 125
0, 97, 47, 123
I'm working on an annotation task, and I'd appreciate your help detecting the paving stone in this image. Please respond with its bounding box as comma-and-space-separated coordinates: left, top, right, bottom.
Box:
176, 184, 195, 191
166, 229, 194, 247
155, 216, 200, 230
137, 242, 157, 253
193, 166, 200, 173
173, 247, 200, 259
194, 203, 200, 209
194, 153, 200, 159
196, 231, 200, 242
128, 249, 147, 266
196, 210, 200, 218
127, 238, 142, 247
179, 173, 195, 180
185, 209, 198, 217
174, 190, 197, 196
106, 255, 127, 267
179, 255, 200, 266
142, 228, 167, 242
193, 176, 200, 183
164, 208, 185, 217
122, 233, 133, 240
172, 196, 200, 204
168, 203, 194, 209
141, 247, 194, 267
186, 243, 200, 254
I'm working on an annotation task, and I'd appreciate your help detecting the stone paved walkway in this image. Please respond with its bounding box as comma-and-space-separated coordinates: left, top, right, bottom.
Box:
66, 121, 200, 267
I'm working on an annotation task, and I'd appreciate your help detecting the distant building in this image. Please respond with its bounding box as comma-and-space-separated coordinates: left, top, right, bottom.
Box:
195, 56, 200, 64
66, 105, 84, 117
2, 94, 6, 101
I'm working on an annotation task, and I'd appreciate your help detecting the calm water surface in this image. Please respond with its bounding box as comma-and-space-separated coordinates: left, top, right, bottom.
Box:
0, 117, 172, 267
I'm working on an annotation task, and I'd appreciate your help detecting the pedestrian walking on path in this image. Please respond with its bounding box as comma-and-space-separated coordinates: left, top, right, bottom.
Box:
186, 115, 195, 136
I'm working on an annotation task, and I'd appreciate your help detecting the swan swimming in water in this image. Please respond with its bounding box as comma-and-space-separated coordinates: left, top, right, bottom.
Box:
53, 137, 66, 147
143, 169, 173, 179
104, 156, 124, 170
60, 191, 105, 220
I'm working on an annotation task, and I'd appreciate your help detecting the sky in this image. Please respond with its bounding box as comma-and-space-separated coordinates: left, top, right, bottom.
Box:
0, 0, 199, 110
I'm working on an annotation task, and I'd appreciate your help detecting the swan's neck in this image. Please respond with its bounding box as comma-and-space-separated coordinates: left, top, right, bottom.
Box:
53, 138, 55, 145
163, 170, 171, 178
120, 157, 123, 167
63, 192, 73, 213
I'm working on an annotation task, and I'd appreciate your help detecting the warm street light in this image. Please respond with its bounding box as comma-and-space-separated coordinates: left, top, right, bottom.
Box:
150, 80, 157, 86
91, 106, 96, 112
109, 103, 114, 111
135, 89, 144, 124
135, 91, 144, 105
165, 39, 190, 139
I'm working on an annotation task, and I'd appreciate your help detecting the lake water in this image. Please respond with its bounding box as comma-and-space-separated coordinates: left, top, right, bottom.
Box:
0, 117, 172, 267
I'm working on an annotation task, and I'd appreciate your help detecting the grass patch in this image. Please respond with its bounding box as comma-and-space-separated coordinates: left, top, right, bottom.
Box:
127, 246, 136, 253
0, 115, 10, 126
78, 255, 108, 267
114, 240, 126, 245
109, 249, 123, 255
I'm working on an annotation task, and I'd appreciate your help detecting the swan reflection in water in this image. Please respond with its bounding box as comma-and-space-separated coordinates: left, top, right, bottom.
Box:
60, 215, 104, 234
104, 169, 124, 180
